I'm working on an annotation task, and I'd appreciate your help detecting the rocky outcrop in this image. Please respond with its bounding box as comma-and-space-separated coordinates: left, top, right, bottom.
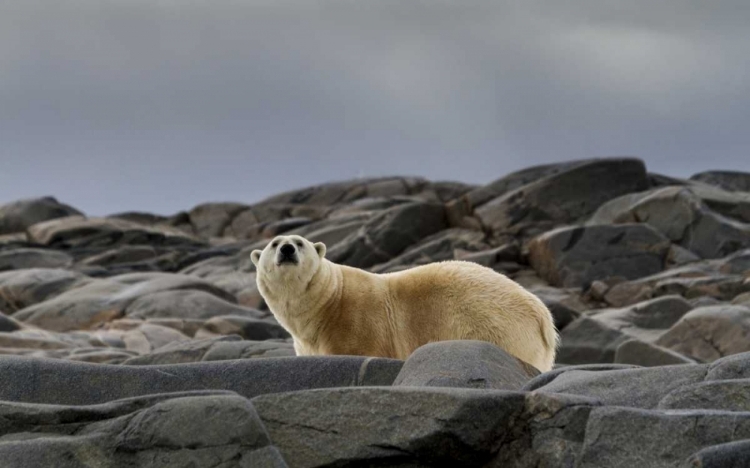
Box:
1, 159, 749, 466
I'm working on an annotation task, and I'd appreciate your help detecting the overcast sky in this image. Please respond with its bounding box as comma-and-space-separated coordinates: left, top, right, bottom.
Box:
1, 1, 749, 216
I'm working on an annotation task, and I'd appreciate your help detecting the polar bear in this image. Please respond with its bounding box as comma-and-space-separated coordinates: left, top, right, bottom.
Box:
251, 235, 558, 371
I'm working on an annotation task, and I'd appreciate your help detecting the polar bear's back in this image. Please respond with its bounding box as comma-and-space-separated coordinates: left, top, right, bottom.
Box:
384, 260, 557, 371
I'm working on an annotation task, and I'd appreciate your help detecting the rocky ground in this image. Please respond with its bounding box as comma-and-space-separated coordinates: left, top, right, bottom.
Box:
0, 157, 749, 467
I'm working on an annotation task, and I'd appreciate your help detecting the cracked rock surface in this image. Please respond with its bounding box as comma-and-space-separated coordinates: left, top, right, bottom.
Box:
1, 160, 750, 466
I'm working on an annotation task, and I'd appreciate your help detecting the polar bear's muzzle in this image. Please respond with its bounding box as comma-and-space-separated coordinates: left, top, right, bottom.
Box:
276, 243, 299, 266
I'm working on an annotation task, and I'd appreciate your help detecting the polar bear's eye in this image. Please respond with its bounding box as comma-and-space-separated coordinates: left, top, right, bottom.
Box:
271, 241, 279, 248
295, 241, 303, 248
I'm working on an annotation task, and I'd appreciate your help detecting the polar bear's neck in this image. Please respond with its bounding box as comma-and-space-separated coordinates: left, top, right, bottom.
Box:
264, 259, 342, 345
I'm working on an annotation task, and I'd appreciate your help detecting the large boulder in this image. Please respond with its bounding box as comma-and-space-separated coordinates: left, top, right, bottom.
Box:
656, 305, 750, 362
0, 355, 403, 405
326, 201, 448, 269
393, 340, 539, 390
253, 387, 527, 468
578, 407, 750, 468
590, 185, 750, 258
528, 224, 670, 288
473, 158, 649, 237
591, 295, 693, 343
0, 197, 82, 235
556, 317, 631, 364
371, 228, 488, 273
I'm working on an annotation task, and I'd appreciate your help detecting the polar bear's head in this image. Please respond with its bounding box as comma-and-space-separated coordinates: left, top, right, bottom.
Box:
251, 235, 327, 287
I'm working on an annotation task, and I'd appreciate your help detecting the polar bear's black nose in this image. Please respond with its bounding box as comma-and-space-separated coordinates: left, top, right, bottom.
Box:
280, 244, 296, 257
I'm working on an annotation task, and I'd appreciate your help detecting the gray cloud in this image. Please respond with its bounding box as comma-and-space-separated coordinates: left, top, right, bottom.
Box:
1, 1, 748, 215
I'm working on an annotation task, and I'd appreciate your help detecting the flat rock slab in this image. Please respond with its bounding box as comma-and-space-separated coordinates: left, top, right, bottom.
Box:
393, 340, 540, 390
578, 407, 750, 468
614, 339, 696, 367
0, 390, 283, 468
0, 355, 403, 405
656, 305, 750, 362
659, 379, 750, 411
533, 364, 709, 409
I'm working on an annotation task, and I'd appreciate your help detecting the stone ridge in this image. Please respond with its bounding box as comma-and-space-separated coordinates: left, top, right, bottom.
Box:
0, 158, 749, 466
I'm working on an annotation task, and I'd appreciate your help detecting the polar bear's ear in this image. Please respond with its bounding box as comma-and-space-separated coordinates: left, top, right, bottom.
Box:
314, 242, 326, 258
250, 250, 262, 266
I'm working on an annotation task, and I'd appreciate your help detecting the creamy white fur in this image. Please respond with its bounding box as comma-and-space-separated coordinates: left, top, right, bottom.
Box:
251, 235, 558, 371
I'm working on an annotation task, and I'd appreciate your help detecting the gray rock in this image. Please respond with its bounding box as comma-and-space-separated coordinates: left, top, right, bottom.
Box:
202, 340, 298, 361
667, 244, 702, 266
474, 158, 649, 237
732, 292, 750, 306
454, 242, 520, 267
0, 311, 22, 332
682, 209, 750, 259
27, 216, 203, 249
107, 211, 169, 225
0, 268, 88, 313
578, 407, 750, 468
122, 335, 297, 364
590, 185, 750, 258
0, 248, 73, 271
658, 379, 750, 411
533, 364, 708, 408
13, 273, 239, 332
446, 160, 583, 228
592, 295, 693, 342
125, 289, 264, 321
0, 196, 82, 235
522, 363, 639, 391
253, 386, 527, 468
120, 323, 190, 354
614, 339, 696, 367
527, 286, 585, 330
188, 202, 250, 238
682, 440, 750, 468
258, 176, 429, 207
77, 245, 161, 267
557, 317, 631, 364
527, 224, 670, 288
655, 305, 750, 362
720, 248, 750, 274
705, 351, 750, 380
371, 228, 487, 273
327, 201, 448, 269
0, 391, 278, 468
0, 355, 402, 405
652, 274, 750, 302
393, 340, 539, 390
195, 315, 290, 340
122, 335, 244, 364
691, 170, 750, 192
